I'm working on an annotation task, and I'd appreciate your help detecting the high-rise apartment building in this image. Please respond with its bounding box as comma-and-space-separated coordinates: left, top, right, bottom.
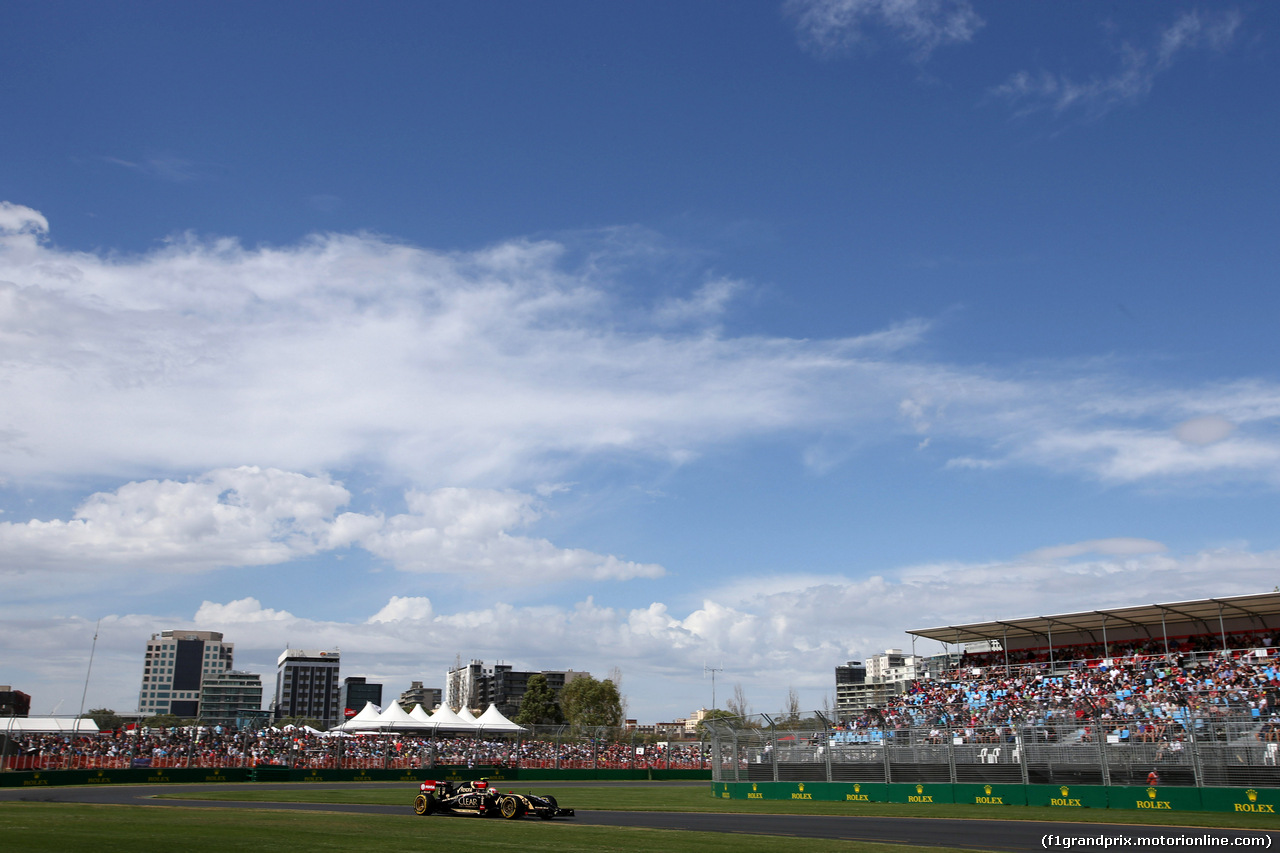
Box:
274, 648, 341, 727
138, 630, 234, 718
445, 660, 588, 716
399, 681, 442, 711
199, 670, 264, 726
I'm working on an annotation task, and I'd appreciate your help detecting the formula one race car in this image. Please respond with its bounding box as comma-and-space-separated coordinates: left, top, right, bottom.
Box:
412, 778, 574, 820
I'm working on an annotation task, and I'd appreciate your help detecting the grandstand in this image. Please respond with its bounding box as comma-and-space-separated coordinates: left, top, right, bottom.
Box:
709, 592, 1280, 794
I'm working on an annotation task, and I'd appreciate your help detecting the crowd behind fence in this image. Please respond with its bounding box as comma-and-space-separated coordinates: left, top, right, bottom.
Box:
0, 724, 710, 773
709, 638, 1280, 789
709, 712, 1280, 788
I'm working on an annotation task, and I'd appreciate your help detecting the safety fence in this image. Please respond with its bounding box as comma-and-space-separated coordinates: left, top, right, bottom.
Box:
706, 713, 1280, 789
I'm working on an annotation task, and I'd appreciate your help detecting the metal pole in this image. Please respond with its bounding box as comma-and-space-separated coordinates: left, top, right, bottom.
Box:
1018, 725, 1029, 785
1097, 715, 1110, 787
1161, 611, 1170, 659
1187, 709, 1204, 787
78, 618, 101, 725
947, 723, 957, 784
1218, 603, 1228, 653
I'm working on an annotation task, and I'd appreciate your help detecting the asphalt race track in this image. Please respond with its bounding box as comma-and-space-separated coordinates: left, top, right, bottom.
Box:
2, 782, 1277, 853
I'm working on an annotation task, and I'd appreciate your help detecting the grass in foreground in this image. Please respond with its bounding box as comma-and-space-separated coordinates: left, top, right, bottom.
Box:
0, 803, 989, 853
160, 783, 1280, 831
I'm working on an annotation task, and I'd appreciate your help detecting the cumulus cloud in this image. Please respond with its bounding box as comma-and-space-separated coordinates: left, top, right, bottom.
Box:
196, 597, 294, 623
0, 468, 658, 584
0, 467, 355, 571
0, 201, 48, 236
787, 0, 983, 61
14, 540, 1278, 720
362, 487, 664, 581
990, 10, 1244, 119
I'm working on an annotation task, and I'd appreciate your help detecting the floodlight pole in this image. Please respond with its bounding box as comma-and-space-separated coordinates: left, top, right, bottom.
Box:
78, 618, 101, 729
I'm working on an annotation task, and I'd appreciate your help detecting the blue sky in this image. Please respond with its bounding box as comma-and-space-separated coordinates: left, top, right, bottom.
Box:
2, 1, 1278, 722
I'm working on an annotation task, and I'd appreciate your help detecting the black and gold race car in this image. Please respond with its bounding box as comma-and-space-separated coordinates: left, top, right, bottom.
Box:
413, 778, 574, 820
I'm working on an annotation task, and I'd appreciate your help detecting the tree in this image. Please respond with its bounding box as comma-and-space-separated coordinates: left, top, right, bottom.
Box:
514, 673, 563, 726
607, 666, 630, 722
82, 708, 124, 732
558, 674, 623, 728
784, 687, 802, 724
695, 708, 738, 735
726, 683, 751, 719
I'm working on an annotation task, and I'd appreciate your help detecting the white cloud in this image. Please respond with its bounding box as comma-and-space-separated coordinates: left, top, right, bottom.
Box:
3, 203, 1280, 499
1023, 428, 1280, 484
787, 0, 983, 61
368, 596, 434, 623
653, 277, 740, 326
0, 467, 354, 571
0, 201, 48, 236
195, 597, 294, 623
991, 10, 1244, 119
0, 207, 940, 488
0, 469, 659, 584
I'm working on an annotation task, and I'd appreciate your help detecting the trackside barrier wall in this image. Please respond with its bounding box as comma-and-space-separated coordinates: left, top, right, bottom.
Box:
0, 766, 707, 788
712, 781, 1280, 814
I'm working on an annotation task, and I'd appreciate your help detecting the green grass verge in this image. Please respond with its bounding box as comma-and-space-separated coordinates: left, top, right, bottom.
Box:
159, 783, 1280, 830
0, 803, 990, 853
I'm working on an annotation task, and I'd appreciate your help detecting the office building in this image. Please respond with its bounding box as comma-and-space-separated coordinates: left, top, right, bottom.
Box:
138, 630, 234, 718
274, 648, 341, 727
0, 686, 31, 717
339, 676, 383, 719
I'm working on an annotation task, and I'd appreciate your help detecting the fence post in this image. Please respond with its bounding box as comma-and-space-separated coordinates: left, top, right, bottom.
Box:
1187, 710, 1205, 787
883, 728, 892, 784
1096, 720, 1110, 786
1017, 727, 1029, 786
947, 725, 957, 784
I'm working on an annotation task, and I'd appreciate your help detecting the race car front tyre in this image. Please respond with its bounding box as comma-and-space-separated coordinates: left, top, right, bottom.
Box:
499, 796, 522, 819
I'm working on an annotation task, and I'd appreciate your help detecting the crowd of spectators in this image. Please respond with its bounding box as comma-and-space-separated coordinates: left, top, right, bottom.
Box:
1, 725, 711, 772
833, 631, 1280, 747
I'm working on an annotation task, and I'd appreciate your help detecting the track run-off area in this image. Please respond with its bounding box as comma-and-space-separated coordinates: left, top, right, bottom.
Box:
2, 780, 1277, 853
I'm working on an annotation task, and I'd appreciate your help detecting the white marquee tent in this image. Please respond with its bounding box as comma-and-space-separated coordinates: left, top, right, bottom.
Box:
1, 717, 100, 735
328, 702, 526, 734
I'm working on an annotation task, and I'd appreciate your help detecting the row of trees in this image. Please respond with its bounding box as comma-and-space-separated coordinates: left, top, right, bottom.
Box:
512, 673, 624, 728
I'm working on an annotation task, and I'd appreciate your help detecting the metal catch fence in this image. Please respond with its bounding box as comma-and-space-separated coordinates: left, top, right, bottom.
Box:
706, 712, 1280, 788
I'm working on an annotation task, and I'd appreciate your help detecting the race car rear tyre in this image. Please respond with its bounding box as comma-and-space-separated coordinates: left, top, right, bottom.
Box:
540, 795, 558, 819
499, 796, 522, 819
414, 793, 435, 815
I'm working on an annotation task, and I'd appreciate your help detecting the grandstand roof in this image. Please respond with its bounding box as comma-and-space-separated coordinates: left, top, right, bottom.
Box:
908, 591, 1280, 647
